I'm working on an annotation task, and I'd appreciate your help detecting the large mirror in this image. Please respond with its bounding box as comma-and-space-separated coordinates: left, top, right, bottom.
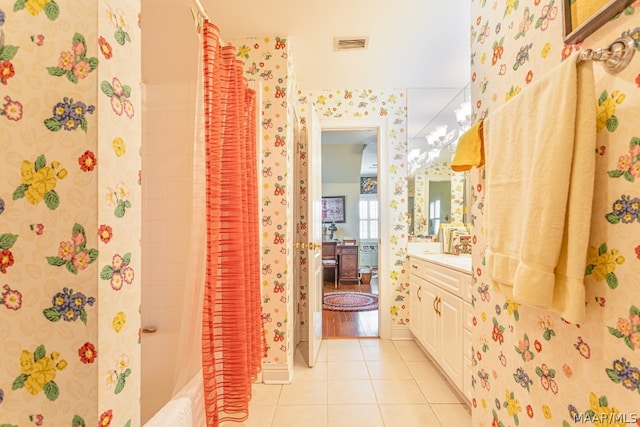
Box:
407, 85, 472, 239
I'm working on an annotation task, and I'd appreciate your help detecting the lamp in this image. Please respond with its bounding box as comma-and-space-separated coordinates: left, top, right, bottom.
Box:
425, 125, 459, 157
328, 222, 337, 240
426, 125, 448, 149
454, 100, 472, 131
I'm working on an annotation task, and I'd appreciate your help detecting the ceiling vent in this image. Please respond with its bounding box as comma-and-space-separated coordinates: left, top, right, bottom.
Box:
333, 36, 369, 51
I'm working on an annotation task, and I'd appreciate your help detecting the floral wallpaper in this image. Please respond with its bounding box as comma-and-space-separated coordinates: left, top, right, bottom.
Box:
296, 89, 411, 327
0, 1, 141, 425
470, 0, 640, 425
232, 35, 295, 366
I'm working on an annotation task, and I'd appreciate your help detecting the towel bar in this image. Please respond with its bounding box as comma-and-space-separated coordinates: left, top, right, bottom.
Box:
577, 35, 636, 74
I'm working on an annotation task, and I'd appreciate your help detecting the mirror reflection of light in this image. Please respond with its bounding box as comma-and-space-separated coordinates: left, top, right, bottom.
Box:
454, 100, 472, 130
427, 147, 441, 162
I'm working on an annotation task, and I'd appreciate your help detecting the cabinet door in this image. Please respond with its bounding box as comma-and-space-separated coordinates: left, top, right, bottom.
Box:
463, 356, 473, 403
409, 274, 425, 343
339, 249, 358, 281
421, 279, 439, 357
438, 289, 464, 389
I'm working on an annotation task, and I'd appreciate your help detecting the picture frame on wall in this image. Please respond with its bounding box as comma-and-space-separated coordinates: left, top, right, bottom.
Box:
360, 176, 378, 194
562, 0, 632, 44
322, 196, 345, 223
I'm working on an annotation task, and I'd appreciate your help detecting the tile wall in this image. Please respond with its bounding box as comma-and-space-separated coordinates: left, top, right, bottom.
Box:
140, 81, 196, 422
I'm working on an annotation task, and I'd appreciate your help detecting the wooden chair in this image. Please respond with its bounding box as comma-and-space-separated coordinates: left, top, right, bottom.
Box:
322, 242, 339, 289
343, 238, 357, 245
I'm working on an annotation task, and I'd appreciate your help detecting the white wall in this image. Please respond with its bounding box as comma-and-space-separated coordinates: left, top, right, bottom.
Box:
141, 82, 196, 423
322, 183, 360, 241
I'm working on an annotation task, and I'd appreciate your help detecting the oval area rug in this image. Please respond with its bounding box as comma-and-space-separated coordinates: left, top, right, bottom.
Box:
323, 291, 378, 312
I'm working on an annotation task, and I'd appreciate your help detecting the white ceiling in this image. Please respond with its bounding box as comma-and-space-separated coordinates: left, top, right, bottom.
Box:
142, 0, 471, 155
322, 129, 378, 179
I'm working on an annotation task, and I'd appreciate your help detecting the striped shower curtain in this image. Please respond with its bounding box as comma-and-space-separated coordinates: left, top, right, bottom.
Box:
200, 20, 266, 426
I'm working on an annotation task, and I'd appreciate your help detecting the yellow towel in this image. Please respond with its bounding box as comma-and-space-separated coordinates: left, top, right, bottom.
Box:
484, 52, 596, 324
451, 121, 484, 171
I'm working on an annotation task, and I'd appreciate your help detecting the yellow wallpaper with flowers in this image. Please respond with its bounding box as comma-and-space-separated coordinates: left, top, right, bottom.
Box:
469, 0, 640, 425
0, 1, 141, 425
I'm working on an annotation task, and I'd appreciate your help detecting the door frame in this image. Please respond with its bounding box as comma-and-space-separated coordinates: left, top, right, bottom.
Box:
318, 117, 390, 340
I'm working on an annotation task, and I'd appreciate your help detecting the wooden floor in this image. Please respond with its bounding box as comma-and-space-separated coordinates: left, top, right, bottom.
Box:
322, 278, 379, 339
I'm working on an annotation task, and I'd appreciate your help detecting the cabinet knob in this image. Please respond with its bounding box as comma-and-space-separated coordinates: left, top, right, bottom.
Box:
411, 264, 418, 269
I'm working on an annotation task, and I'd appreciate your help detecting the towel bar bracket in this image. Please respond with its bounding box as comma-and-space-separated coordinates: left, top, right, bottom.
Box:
577, 35, 636, 74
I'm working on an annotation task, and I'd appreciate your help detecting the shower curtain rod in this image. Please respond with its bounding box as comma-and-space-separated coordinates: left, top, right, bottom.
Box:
577, 35, 635, 74
190, 0, 209, 33
192, 0, 207, 18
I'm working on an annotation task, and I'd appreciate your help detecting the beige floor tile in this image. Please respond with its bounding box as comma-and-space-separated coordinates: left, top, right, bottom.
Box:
327, 346, 365, 362
278, 379, 327, 405
395, 345, 430, 362
405, 360, 445, 380
392, 339, 421, 348
328, 361, 370, 380
279, 340, 470, 427
295, 361, 328, 381
316, 341, 328, 362
361, 345, 403, 362
251, 383, 282, 405
219, 403, 276, 427
366, 360, 413, 380
379, 404, 443, 427
326, 339, 362, 349
328, 405, 384, 427
297, 341, 328, 364
417, 378, 465, 404
371, 379, 427, 404
359, 338, 396, 348
431, 403, 472, 426
294, 346, 307, 365
328, 379, 377, 404
271, 405, 327, 427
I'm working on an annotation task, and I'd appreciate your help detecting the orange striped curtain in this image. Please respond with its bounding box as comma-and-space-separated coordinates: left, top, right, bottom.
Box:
201, 20, 266, 426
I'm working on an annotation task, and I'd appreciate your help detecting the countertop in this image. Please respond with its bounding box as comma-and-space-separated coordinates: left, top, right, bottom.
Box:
408, 251, 472, 274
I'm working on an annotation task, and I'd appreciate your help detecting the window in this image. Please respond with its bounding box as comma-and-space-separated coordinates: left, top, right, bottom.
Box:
429, 198, 441, 235
359, 196, 378, 240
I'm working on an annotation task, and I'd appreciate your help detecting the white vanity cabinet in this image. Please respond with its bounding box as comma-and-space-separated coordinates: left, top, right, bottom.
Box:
409, 254, 472, 402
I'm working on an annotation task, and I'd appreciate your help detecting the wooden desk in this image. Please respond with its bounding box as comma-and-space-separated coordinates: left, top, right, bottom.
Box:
336, 244, 359, 284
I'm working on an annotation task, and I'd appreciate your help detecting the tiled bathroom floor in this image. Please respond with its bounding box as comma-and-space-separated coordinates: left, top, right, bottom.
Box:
221, 339, 471, 427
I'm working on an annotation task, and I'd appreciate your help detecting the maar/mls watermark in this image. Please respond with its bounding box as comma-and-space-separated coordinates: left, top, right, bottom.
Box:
574, 412, 639, 424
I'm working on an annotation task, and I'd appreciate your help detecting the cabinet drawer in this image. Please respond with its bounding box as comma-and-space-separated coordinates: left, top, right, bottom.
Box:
425, 261, 464, 296
464, 301, 473, 331
339, 246, 358, 255
408, 257, 430, 280
341, 256, 357, 269
410, 257, 464, 296
463, 327, 473, 359
462, 273, 473, 303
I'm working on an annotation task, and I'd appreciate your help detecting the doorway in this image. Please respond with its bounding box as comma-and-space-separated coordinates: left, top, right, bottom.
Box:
320, 127, 380, 339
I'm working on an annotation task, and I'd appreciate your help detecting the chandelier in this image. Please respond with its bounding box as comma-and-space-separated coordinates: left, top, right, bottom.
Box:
454, 100, 472, 131
408, 83, 472, 175
425, 124, 459, 159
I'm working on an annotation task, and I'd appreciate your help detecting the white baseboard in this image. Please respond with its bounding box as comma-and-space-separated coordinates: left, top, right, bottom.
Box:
390, 324, 413, 341
261, 362, 294, 384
